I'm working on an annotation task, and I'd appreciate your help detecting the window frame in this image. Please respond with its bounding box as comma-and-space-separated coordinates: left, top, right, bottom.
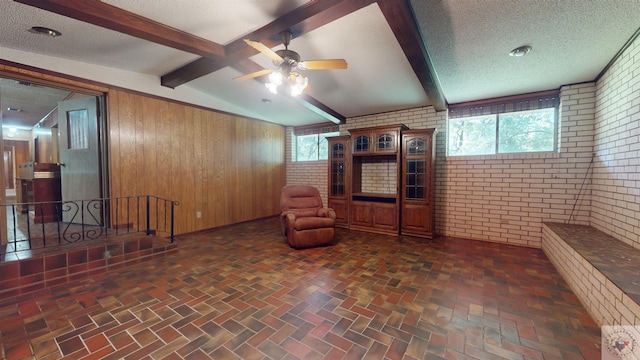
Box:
293, 123, 340, 162
496, 107, 558, 154
447, 90, 560, 157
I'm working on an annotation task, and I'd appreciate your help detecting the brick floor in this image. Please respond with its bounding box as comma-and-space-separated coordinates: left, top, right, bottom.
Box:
0, 217, 602, 359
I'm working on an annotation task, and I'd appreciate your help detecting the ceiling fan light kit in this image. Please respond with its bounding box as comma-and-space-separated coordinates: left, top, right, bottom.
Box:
265, 68, 308, 97
235, 31, 346, 97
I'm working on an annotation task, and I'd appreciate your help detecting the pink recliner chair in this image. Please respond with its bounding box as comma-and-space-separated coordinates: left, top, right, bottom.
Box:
280, 185, 336, 249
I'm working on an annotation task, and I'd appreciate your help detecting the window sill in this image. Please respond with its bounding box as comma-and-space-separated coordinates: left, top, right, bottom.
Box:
445, 151, 559, 161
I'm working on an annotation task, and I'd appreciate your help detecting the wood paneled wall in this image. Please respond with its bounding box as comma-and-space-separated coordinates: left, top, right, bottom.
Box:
0, 63, 286, 237
4, 140, 29, 173
108, 90, 286, 235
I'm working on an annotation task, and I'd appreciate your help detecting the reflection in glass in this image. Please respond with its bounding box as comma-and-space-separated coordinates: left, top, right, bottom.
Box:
331, 161, 345, 196
377, 133, 394, 150
405, 159, 426, 199
407, 138, 426, 155
331, 144, 345, 158
354, 135, 369, 152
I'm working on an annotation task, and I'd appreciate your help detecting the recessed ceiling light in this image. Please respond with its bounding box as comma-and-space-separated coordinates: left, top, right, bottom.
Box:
28, 26, 62, 37
509, 45, 532, 57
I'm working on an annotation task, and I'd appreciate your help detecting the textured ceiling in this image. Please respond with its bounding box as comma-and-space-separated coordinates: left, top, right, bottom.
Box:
0, 78, 70, 129
411, 0, 640, 103
1, 0, 639, 129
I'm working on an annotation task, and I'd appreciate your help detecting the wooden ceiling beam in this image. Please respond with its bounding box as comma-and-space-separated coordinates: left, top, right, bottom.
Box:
16, 0, 446, 121
296, 94, 346, 125
16, 0, 358, 123
376, 0, 447, 111
161, 0, 377, 89
14, 0, 226, 59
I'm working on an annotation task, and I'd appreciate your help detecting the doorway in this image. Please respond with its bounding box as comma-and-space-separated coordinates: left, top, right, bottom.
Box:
3, 140, 29, 202
0, 76, 109, 242
4, 146, 14, 195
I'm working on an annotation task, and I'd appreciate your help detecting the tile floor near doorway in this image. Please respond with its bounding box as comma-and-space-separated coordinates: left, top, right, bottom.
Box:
0, 217, 601, 359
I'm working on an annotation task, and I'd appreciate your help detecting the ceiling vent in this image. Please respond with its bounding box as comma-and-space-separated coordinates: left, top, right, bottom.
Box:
16, 80, 35, 87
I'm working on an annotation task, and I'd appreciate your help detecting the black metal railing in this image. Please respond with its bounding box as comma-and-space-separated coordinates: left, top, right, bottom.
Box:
1, 195, 179, 255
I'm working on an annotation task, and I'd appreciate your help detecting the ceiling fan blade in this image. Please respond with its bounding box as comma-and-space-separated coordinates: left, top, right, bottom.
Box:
298, 59, 348, 70
233, 68, 274, 81
243, 39, 283, 63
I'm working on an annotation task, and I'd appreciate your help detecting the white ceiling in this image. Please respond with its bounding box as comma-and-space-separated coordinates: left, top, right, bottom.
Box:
412, 0, 640, 104
0, 78, 70, 129
1, 0, 639, 129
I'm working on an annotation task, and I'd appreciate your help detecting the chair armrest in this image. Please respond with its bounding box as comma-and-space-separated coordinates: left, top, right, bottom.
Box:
280, 211, 296, 235
317, 208, 336, 221
285, 213, 296, 236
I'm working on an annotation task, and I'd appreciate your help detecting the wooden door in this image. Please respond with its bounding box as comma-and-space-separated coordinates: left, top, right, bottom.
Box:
58, 97, 102, 224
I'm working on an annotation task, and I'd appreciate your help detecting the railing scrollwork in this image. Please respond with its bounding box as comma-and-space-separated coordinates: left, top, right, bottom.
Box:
0, 195, 179, 256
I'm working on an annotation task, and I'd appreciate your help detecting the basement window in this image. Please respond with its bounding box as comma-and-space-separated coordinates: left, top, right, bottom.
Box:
296, 132, 339, 161
447, 90, 559, 156
294, 123, 339, 162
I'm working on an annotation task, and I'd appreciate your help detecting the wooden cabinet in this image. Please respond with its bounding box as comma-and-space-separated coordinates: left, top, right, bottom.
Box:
328, 125, 437, 238
16, 162, 62, 223
350, 195, 397, 233
350, 125, 408, 155
373, 202, 397, 231
327, 136, 350, 228
401, 129, 437, 237
350, 125, 405, 235
350, 200, 372, 227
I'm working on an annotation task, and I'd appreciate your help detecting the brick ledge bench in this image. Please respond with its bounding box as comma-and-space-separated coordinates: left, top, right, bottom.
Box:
542, 223, 640, 326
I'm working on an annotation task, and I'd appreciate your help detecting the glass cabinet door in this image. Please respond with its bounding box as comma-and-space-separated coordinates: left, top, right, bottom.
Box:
405, 158, 426, 199
331, 161, 346, 196
353, 135, 370, 153
401, 130, 436, 238
376, 133, 395, 152
330, 143, 346, 196
327, 137, 350, 227
405, 138, 427, 200
406, 138, 427, 156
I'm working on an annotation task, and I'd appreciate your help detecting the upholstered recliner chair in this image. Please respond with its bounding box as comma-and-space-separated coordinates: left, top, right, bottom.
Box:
280, 185, 336, 249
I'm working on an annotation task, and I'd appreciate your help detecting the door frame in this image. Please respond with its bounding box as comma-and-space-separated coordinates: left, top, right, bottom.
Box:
3, 145, 15, 191
0, 72, 110, 243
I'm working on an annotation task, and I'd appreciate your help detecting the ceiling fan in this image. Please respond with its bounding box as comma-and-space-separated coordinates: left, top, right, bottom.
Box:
234, 31, 348, 97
